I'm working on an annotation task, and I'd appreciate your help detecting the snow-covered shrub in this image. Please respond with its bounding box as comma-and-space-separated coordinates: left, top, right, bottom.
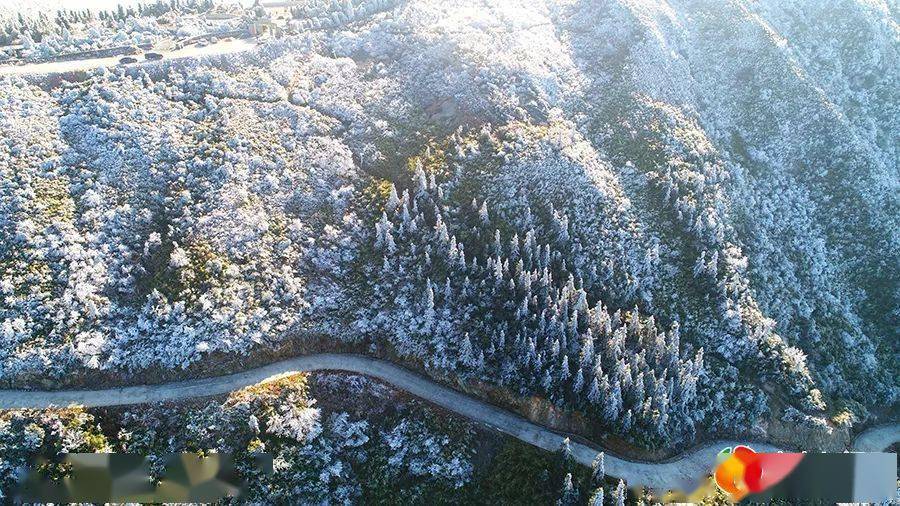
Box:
381, 418, 473, 489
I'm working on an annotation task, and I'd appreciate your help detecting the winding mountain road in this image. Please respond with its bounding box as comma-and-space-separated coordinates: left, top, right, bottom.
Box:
0, 353, 896, 491
0, 38, 256, 76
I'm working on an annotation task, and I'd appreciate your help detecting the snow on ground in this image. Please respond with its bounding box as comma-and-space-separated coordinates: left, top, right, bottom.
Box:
0, 0, 253, 20
0, 37, 257, 75
0, 0, 896, 446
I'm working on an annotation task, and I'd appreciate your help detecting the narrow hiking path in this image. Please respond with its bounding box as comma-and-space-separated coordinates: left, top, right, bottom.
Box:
0, 353, 896, 490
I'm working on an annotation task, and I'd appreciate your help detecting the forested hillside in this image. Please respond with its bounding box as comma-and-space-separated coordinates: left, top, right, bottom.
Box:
1, 373, 632, 504
1, 0, 896, 452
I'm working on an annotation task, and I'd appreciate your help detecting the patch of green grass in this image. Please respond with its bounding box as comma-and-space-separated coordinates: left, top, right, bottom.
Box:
32, 176, 75, 226
477, 440, 590, 506
136, 236, 232, 307
359, 408, 479, 505
361, 178, 396, 217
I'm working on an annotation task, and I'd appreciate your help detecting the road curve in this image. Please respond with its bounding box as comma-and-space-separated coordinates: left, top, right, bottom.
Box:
0, 38, 257, 76
0, 353, 896, 490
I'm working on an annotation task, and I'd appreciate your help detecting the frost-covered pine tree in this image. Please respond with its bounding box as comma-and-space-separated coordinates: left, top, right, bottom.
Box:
558, 473, 579, 506
588, 376, 602, 404
551, 338, 561, 359
460, 333, 476, 369
580, 330, 595, 368
375, 212, 396, 253
590, 487, 604, 506
591, 451, 605, 485
425, 279, 435, 310
443, 278, 452, 301
415, 162, 428, 195
559, 437, 574, 470
542, 369, 554, 392
422, 280, 436, 331
613, 479, 626, 506
386, 183, 400, 213
479, 200, 490, 224
621, 409, 633, 432
633, 373, 645, 408
572, 367, 585, 395
603, 377, 621, 422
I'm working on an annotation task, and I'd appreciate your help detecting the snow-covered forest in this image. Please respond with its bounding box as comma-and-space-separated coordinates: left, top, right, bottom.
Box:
0, 372, 649, 504
0, 373, 579, 503
0, 0, 241, 62
1, 0, 897, 457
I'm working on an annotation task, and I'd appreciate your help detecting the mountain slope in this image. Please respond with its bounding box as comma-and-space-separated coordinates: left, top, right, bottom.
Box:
0, 0, 896, 449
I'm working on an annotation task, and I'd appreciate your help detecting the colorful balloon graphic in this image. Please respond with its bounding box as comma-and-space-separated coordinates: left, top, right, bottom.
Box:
713, 446, 805, 501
